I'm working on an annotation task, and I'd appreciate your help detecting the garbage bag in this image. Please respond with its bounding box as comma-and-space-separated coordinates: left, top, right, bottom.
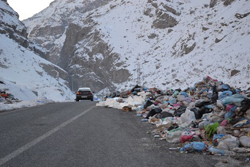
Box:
173, 90, 180, 97
219, 90, 232, 100
197, 106, 213, 119
167, 123, 179, 131
180, 142, 207, 153
146, 107, 162, 119
222, 94, 245, 106
174, 106, 187, 117
195, 100, 211, 108
233, 118, 250, 128
166, 128, 183, 143
213, 134, 226, 146
180, 91, 188, 97
190, 107, 201, 119
217, 84, 231, 91
168, 96, 177, 104
177, 95, 186, 101
211, 92, 218, 103
241, 98, 250, 113
225, 105, 237, 119
131, 85, 142, 92
180, 109, 196, 125
217, 135, 239, 151
220, 119, 228, 126
156, 111, 173, 119
143, 100, 154, 109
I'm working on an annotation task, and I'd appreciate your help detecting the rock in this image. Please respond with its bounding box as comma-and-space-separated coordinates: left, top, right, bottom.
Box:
223, 0, 236, 6
152, 11, 178, 29
221, 159, 228, 163
233, 130, 240, 137
233, 147, 250, 153
239, 136, 250, 148
210, 0, 217, 8
217, 135, 239, 151
231, 69, 240, 77
243, 128, 250, 133
245, 109, 250, 119
122, 106, 132, 112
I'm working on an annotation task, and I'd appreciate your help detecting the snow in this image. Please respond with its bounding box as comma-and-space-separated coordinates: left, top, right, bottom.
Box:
0, 34, 74, 111
93, 53, 104, 61
92, 0, 250, 90
2, 0, 249, 112
0, 1, 25, 32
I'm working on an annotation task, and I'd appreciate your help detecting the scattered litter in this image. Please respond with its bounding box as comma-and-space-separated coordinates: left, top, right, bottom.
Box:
96, 76, 250, 160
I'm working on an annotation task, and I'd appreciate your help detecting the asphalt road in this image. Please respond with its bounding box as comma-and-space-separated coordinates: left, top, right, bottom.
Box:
0, 101, 219, 167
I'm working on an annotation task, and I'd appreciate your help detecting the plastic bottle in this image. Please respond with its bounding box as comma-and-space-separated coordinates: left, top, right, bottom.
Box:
141, 119, 148, 122
208, 146, 225, 155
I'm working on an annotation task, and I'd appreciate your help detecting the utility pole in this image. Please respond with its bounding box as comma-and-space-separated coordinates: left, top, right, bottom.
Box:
136, 54, 141, 86
71, 75, 73, 91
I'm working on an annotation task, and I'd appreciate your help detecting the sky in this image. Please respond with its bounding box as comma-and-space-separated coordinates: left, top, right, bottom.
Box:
7, 0, 54, 20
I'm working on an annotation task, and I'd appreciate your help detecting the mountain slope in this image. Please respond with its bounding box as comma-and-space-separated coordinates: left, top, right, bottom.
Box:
0, 0, 74, 109
24, 0, 250, 92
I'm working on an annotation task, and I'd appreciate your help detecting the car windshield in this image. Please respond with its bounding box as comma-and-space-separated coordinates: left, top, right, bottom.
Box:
79, 89, 90, 91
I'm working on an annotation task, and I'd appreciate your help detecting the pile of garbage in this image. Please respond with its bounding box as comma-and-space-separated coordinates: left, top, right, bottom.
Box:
96, 76, 250, 156
0, 81, 21, 104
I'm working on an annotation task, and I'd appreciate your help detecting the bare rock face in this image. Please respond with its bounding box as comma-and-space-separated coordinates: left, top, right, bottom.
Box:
0, 0, 68, 86
152, 9, 178, 29
210, 0, 218, 8
223, 0, 236, 6
0, 0, 27, 47
59, 22, 130, 91
40, 63, 68, 80
146, 0, 179, 29
24, 0, 129, 92
210, 0, 236, 8
0, 0, 47, 58
162, 4, 181, 16
29, 24, 66, 64
172, 33, 196, 57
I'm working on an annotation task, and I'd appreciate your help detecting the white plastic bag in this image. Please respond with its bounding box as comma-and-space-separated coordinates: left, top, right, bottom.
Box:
180, 109, 196, 125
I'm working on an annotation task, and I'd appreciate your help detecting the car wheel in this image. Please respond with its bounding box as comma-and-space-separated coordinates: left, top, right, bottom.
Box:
76, 99, 79, 102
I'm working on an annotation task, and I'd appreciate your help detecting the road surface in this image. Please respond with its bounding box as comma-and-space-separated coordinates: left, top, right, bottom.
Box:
0, 101, 218, 167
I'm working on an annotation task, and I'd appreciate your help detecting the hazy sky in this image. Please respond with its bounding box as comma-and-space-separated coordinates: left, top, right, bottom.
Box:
8, 0, 54, 20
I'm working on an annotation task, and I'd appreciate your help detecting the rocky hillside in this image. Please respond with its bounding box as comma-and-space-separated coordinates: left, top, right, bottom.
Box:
24, 0, 250, 93
0, 0, 73, 102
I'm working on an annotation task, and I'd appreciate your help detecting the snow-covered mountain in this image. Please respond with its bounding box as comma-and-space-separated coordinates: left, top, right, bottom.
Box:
24, 0, 250, 93
0, 0, 74, 110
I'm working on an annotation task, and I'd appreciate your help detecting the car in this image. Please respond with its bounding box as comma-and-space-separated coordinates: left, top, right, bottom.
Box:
75, 87, 94, 101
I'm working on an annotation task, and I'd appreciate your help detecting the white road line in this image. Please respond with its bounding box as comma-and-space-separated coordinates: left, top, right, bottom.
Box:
0, 106, 95, 166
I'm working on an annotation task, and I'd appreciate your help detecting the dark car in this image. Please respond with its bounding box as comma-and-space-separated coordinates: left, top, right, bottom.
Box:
75, 87, 94, 101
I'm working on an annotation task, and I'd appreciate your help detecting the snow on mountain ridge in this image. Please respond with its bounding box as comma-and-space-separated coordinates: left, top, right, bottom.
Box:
0, 33, 73, 101
0, 0, 74, 111
24, 0, 250, 92
94, 0, 250, 89
0, 0, 25, 31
